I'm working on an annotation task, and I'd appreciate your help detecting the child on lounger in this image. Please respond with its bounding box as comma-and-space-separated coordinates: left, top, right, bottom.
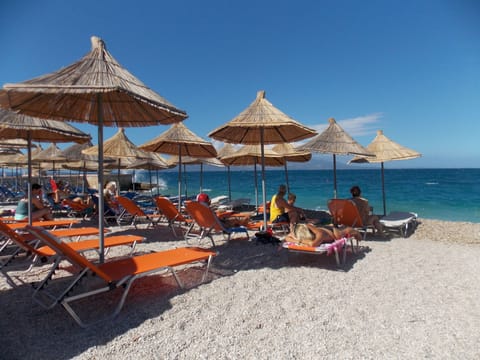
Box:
285, 223, 362, 247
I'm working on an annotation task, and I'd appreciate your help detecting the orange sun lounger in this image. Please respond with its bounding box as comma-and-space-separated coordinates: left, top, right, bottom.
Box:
116, 195, 163, 228
0, 220, 143, 288
155, 196, 194, 237
282, 238, 348, 267
7, 219, 80, 230
184, 201, 249, 247
25, 225, 216, 328
328, 199, 374, 241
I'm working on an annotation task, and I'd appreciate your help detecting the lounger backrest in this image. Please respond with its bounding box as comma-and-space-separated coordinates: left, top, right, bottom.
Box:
155, 197, 186, 222
185, 201, 222, 231
0, 219, 40, 254
116, 196, 145, 216
25, 225, 113, 282
62, 198, 88, 211
328, 199, 365, 227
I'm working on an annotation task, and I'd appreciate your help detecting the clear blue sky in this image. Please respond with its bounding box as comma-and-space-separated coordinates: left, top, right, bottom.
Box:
1, 0, 479, 168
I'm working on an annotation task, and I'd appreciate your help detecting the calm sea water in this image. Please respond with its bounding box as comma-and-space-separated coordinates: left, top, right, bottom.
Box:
136, 168, 480, 223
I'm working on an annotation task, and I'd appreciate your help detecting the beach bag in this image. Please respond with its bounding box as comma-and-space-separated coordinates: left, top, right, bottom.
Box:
253, 231, 281, 245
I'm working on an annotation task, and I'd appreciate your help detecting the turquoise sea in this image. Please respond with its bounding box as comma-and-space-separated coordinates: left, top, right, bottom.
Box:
135, 168, 480, 223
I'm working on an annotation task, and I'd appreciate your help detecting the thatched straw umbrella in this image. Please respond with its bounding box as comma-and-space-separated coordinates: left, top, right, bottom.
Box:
126, 152, 170, 196
209, 90, 316, 229
0, 109, 90, 224
139, 122, 217, 210
30, 142, 67, 178
220, 144, 286, 212
272, 143, 312, 193
349, 130, 421, 215
167, 155, 224, 195
82, 128, 150, 191
298, 117, 373, 198
0, 36, 187, 262
217, 143, 237, 201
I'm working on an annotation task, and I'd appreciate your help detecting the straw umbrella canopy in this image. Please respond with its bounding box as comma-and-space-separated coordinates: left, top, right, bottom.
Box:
0, 109, 90, 224
30, 142, 68, 177
61, 141, 112, 192
0, 36, 187, 262
82, 128, 150, 190
167, 155, 224, 195
220, 144, 286, 211
126, 152, 170, 196
349, 130, 421, 215
298, 117, 373, 198
217, 143, 237, 201
272, 143, 312, 193
139, 122, 217, 210
209, 90, 316, 229
0, 138, 29, 148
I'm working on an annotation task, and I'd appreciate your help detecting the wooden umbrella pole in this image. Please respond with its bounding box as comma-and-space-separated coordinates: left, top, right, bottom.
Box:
27, 132, 33, 225
260, 129, 268, 230
97, 94, 105, 263
381, 162, 386, 216
333, 154, 337, 199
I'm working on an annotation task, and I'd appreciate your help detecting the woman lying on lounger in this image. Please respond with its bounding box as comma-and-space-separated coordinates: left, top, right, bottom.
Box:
285, 223, 362, 247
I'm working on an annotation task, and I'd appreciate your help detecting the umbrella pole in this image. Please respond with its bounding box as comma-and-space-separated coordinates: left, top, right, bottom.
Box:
200, 163, 203, 193
284, 161, 290, 193
333, 154, 337, 198
156, 169, 160, 196
27, 132, 33, 225
227, 165, 231, 201
177, 145, 182, 212
117, 159, 121, 193
254, 161, 259, 213
149, 167, 152, 197
184, 163, 188, 199
260, 130, 268, 230
381, 162, 386, 216
132, 170, 136, 192
97, 94, 105, 263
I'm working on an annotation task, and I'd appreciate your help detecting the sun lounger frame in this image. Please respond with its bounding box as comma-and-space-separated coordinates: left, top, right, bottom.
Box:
25, 225, 216, 328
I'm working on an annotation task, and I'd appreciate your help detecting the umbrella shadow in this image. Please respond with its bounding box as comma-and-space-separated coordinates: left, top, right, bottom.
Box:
0, 263, 211, 360
208, 234, 371, 276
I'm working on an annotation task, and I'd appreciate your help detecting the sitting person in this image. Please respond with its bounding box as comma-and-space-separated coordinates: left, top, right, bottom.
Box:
52, 180, 70, 204
15, 183, 53, 221
285, 222, 362, 247
197, 193, 250, 227
350, 185, 385, 234
286, 193, 306, 221
270, 184, 305, 231
103, 181, 120, 215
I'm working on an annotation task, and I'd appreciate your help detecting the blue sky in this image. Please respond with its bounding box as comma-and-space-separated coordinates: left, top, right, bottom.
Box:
1, 0, 479, 168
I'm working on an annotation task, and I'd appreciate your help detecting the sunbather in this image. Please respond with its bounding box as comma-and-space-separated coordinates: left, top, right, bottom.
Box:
349, 185, 385, 234
285, 223, 362, 247
14, 183, 53, 221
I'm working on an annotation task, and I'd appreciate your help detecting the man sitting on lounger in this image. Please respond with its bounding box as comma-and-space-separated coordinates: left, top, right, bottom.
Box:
270, 184, 305, 232
350, 185, 385, 235
285, 223, 362, 247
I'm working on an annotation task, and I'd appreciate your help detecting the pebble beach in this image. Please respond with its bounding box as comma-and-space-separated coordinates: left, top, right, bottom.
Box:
1, 217, 480, 359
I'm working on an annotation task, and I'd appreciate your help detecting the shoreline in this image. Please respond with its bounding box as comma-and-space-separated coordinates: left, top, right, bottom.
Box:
1, 218, 479, 358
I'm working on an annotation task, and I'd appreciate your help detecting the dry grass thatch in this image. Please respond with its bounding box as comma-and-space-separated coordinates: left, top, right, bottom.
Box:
350, 130, 421, 163
0, 36, 187, 127
0, 108, 90, 144
209, 90, 316, 144
139, 122, 217, 158
220, 144, 285, 166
